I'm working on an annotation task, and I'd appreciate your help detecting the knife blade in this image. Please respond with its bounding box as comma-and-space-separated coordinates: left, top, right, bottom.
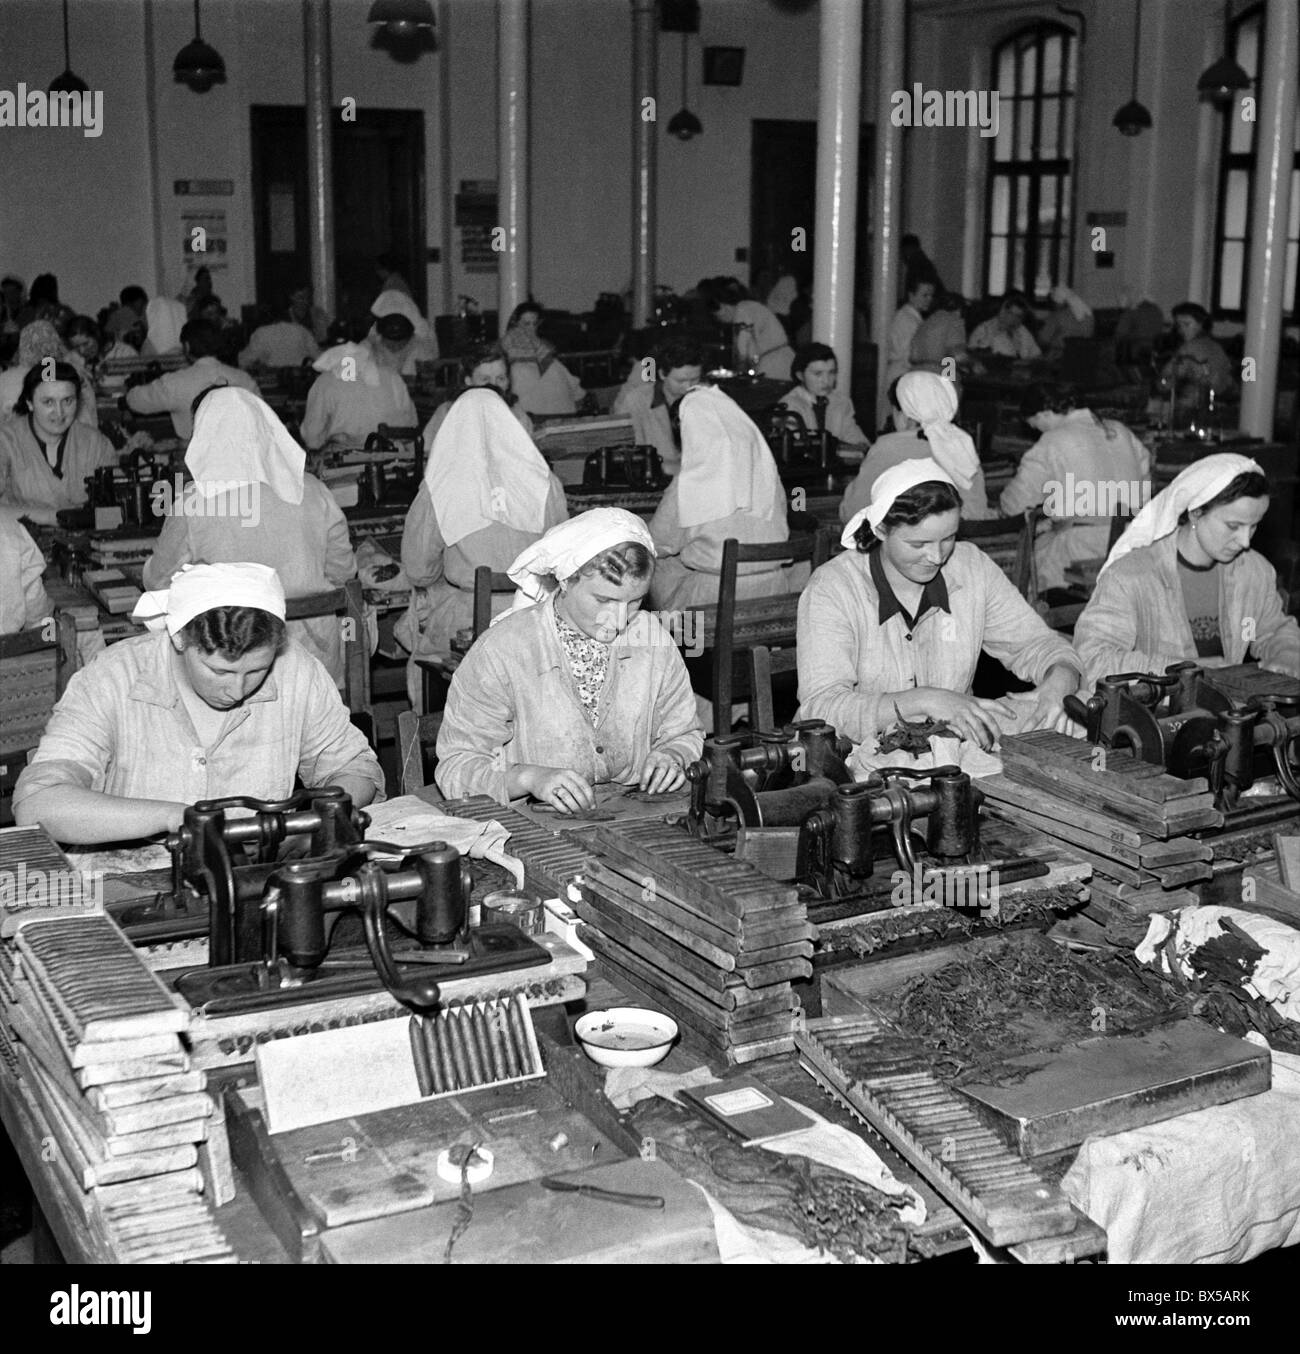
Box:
539, 1176, 665, 1210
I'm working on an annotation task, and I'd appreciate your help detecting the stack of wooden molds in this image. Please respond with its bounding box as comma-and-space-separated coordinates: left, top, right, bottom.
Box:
0, 910, 234, 1262
984, 731, 1223, 925
574, 820, 816, 1064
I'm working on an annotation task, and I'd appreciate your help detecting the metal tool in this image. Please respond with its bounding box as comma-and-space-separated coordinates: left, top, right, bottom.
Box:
539, 1176, 665, 1209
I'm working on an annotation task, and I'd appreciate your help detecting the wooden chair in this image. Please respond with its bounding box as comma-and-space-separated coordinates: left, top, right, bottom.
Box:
700, 530, 833, 736
397, 709, 445, 799
286, 580, 373, 737
416, 566, 514, 715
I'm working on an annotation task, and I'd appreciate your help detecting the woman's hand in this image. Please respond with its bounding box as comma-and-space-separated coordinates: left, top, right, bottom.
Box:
520, 766, 596, 814
912, 688, 1018, 750
638, 750, 686, 795
1022, 666, 1082, 734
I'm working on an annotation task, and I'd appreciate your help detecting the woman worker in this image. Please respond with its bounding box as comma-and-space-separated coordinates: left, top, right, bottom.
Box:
706, 279, 794, 381
999, 383, 1150, 594
399, 386, 568, 704
500, 302, 585, 416
1160, 302, 1235, 419
775, 342, 871, 451
14, 562, 383, 845
799, 458, 1084, 776
841, 372, 994, 524
369, 290, 438, 376
434, 509, 704, 809
1073, 453, 1300, 686
142, 387, 357, 684
0, 363, 120, 523
0, 509, 52, 636
421, 344, 532, 451
648, 383, 794, 611
0, 320, 98, 427
299, 340, 418, 452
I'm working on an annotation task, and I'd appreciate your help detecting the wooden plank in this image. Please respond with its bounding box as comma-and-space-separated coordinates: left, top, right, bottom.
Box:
1137, 838, 1214, 867
1001, 744, 1214, 815
980, 776, 1144, 848
1274, 834, 1300, 890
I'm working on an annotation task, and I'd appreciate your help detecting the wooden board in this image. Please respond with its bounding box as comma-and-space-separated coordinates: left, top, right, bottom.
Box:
1241, 860, 1300, 928
261, 1077, 629, 1231
961, 1020, 1272, 1156
510, 782, 691, 833
319, 1159, 720, 1265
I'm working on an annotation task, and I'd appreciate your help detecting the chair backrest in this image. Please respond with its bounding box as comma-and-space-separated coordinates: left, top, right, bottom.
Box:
397, 709, 445, 799
284, 580, 371, 724
472, 566, 516, 640
748, 644, 800, 735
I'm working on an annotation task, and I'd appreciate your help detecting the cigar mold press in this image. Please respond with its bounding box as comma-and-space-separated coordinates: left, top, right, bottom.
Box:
683, 721, 1050, 911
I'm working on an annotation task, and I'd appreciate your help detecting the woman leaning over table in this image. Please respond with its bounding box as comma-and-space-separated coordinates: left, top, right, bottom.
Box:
797, 458, 1084, 777
434, 509, 704, 811
1073, 453, 1300, 688
13, 562, 382, 846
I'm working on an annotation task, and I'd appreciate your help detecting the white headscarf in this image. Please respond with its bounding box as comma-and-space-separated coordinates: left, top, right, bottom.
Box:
184, 387, 306, 505
312, 341, 382, 388
132, 562, 286, 636
896, 372, 980, 491
370, 289, 432, 341
505, 508, 656, 612
1101, 452, 1264, 576
423, 388, 553, 546
1051, 284, 1093, 324
676, 384, 784, 529
840, 457, 958, 545
145, 298, 187, 356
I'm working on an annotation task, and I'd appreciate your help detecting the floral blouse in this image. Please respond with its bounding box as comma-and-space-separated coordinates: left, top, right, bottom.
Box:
555, 615, 610, 725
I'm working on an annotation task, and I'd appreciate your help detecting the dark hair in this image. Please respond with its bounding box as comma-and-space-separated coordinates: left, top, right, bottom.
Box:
567, 542, 655, 587
1179, 470, 1270, 524
67, 315, 101, 345
190, 382, 234, 419
15, 360, 82, 413
459, 342, 508, 380
702, 277, 749, 312
507, 300, 544, 328
853, 480, 962, 552
901, 234, 921, 251
655, 336, 704, 374
791, 342, 837, 381
1019, 382, 1078, 420
904, 267, 939, 299
179, 606, 286, 659
886, 375, 906, 411
1171, 301, 1211, 332
29, 274, 59, 306
181, 318, 223, 358
1001, 291, 1029, 316
194, 295, 224, 320
119, 285, 147, 309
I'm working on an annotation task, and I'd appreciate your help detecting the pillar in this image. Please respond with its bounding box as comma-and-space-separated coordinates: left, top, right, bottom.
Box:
498, 0, 530, 319
868, 0, 904, 417
631, 0, 657, 329
304, 0, 336, 319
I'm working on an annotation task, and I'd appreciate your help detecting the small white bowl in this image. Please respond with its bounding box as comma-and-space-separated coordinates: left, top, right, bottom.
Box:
575, 1008, 679, 1068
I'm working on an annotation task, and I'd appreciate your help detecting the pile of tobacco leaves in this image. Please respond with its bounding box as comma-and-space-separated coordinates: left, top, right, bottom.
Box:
628, 1097, 915, 1264
876, 935, 1163, 1085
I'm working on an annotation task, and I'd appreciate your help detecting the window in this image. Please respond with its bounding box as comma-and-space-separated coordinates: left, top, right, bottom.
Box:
1212, 4, 1300, 318
985, 22, 1077, 298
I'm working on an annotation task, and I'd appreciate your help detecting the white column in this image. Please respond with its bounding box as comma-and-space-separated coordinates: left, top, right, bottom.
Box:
498, 0, 530, 318
960, 43, 986, 299
437, 0, 455, 315
142, 0, 166, 296
304, 0, 336, 318
631, 0, 657, 328
1240, 0, 1299, 438
1187, 22, 1225, 304
813, 0, 865, 369
868, 0, 905, 417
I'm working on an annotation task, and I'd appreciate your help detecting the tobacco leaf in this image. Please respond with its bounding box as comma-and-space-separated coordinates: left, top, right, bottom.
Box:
876, 702, 958, 755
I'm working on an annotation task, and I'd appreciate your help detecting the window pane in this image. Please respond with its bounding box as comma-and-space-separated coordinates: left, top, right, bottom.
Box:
1229, 96, 1255, 155
1038, 175, 1059, 234
1289, 168, 1300, 238
1059, 173, 1072, 232
1018, 37, 1038, 94
1061, 92, 1075, 155
998, 43, 1015, 95
1041, 34, 1062, 94
989, 237, 1008, 294
1219, 240, 1245, 311
1285, 240, 1298, 314
1225, 168, 1250, 238
1016, 175, 1032, 231
1040, 97, 1060, 157
1235, 15, 1259, 80
991, 175, 1011, 233
1033, 242, 1053, 298
995, 101, 1014, 159
1012, 237, 1028, 293
1065, 37, 1077, 94
1017, 97, 1036, 159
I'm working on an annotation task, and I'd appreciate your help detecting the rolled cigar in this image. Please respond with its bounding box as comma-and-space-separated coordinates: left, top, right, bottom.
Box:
483, 1003, 510, 1081
467, 1005, 496, 1082
443, 1008, 474, 1087
422, 1011, 446, 1094
508, 993, 534, 1075
456, 1006, 486, 1085
433, 1011, 460, 1091
490, 1002, 520, 1079
408, 1015, 434, 1097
